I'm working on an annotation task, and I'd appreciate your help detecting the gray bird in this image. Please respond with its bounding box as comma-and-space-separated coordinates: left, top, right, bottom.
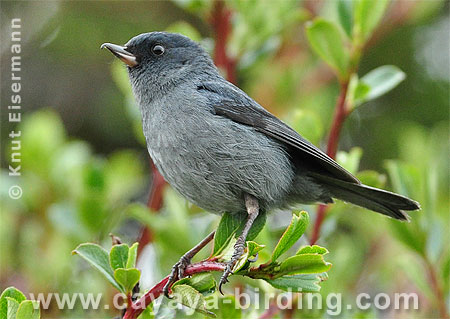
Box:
101, 32, 419, 295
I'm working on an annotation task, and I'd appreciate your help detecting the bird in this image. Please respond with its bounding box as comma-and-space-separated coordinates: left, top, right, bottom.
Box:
101, 32, 420, 295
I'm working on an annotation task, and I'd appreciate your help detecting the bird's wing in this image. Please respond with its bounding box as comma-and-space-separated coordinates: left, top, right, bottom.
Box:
198, 81, 359, 184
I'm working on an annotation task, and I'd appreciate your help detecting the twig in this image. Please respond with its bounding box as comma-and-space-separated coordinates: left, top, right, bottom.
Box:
310, 81, 350, 245
137, 160, 166, 256
308, 0, 420, 245
123, 261, 226, 319
425, 259, 449, 319
210, 0, 237, 84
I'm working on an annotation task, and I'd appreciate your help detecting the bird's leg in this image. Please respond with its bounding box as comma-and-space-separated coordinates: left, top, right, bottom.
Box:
219, 194, 259, 293
163, 230, 215, 297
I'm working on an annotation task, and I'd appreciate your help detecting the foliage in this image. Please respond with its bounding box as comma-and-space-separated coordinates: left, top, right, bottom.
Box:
1, 0, 448, 318
73, 211, 331, 317
1, 287, 40, 319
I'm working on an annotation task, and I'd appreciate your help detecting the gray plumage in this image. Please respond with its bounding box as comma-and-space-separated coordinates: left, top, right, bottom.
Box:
104, 32, 419, 220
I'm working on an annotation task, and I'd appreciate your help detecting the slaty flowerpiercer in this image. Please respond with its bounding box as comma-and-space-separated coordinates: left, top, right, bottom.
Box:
101, 32, 420, 295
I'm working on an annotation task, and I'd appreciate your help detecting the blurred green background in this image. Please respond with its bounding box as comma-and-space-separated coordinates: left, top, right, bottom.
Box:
0, 0, 449, 318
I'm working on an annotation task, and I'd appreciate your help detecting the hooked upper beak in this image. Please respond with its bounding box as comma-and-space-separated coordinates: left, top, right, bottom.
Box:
101, 43, 138, 67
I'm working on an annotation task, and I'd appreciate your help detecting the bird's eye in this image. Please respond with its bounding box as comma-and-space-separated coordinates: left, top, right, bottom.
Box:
152, 44, 165, 56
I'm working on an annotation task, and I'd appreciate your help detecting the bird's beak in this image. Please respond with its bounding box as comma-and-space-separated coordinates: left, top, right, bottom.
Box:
101, 43, 138, 67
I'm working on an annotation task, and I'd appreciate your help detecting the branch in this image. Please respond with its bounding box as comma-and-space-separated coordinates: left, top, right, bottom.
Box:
210, 0, 237, 84
425, 259, 449, 319
308, 1, 421, 245
123, 261, 226, 319
310, 81, 350, 245
137, 160, 166, 256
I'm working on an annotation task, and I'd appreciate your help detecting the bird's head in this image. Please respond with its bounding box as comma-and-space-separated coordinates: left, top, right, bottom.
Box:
101, 32, 218, 100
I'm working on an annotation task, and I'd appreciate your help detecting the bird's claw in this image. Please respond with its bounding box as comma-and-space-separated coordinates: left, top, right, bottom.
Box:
218, 244, 244, 294
218, 261, 234, 295
163, 256, 191, 298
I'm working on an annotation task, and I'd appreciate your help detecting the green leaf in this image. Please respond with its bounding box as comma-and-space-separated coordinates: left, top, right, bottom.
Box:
337, 0, 353, 37
114, 268, 141, 293
265, 273, 326, 292
72, 243, 123, 292
16, 300, 40, 319
278, 254, 332, 276
289, 109, 324, 146
239, 210, 267, 241
1, 287, 26, 319
110, 244, 129, 270
127, 243, 139, 269
354, 0, 390, 42
20, 110, 66, 175
359, 65, 406, 103
137, 305, 154, 319
171, 284, 215, 317
384, 160, 419, 199
336, 147, 363, 175
347, 74, 371, 109
104, 150, 145, 203
233, 241, 266, 273
213, 211, 267, 256
306, 19, 349, 78
213, 212, 245, 256
357, 170, 386, 189
174, 273, 216, 294
6, 298, 19, 319
247, 241, 265, 257
271, 211, 309, 261
353, 82, 371, 105
297, 245, 328, 255
214, 296, 241, 319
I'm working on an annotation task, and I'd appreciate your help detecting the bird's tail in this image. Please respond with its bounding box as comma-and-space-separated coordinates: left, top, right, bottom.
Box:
312, 174, 420, 221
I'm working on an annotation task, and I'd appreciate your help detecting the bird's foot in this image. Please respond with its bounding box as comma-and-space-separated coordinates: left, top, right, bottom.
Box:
163, 255, 191, 298
218, 240, 246, 294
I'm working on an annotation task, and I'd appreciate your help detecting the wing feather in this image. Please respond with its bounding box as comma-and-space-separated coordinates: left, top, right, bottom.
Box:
198, 82, 359, 184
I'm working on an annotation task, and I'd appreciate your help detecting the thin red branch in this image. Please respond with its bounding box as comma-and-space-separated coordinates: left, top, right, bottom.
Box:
426, 259, 449, 319
325, 82, 349, 159
310, 81, 349, 245
137, 160, 166, 256
123, 261, 226, 319
210, 0, 237, 84
310, 204, 328, 245
307, 1, 421, 246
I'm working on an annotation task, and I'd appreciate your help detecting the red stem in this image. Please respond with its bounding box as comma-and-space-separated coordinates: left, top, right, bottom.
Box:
211, 0, 236, 84
137, 161, 166, 256
309, 204, 328, 245
310, 82, 349, 245
123, 261, 226, 319
426, 259, 449, 319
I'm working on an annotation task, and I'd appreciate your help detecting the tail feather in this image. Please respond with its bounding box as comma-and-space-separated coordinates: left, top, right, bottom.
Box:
312, 174, 420, 221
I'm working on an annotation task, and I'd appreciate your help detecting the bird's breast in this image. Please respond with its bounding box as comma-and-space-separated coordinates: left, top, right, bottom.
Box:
140, 93, 295, 214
